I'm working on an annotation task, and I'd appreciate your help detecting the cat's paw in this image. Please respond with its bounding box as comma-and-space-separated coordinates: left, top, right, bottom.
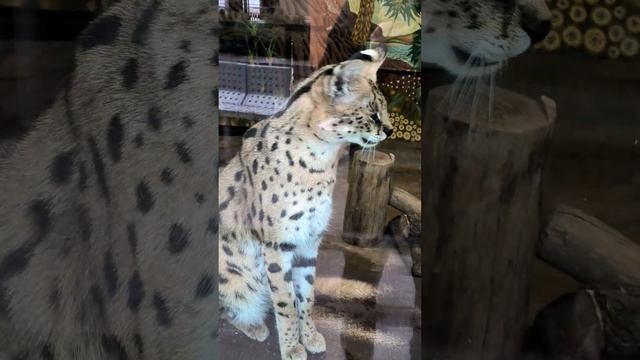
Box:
233, 322, 269, 342
302, 331, 326, 354
283, 343, 307, 360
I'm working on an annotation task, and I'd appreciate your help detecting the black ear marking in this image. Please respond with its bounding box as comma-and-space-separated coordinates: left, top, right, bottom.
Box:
350, 51, 373, 62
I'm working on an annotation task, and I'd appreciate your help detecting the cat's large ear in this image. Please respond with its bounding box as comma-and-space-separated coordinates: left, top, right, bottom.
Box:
329, 45, 386, 98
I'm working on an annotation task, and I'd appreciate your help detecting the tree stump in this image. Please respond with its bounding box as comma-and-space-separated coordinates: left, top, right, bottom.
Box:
539, 205, 640, 288
423, 85, 556, 359
343, 150, 394, 246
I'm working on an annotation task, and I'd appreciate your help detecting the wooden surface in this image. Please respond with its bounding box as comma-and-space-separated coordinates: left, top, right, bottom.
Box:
539, 205, 640, 289
389, 187, 421, 236
423, 85, 556, 359
343, 150, 394, 246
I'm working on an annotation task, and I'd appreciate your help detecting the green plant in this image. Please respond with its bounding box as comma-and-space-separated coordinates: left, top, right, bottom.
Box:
262, 38, 277, 63
408, 28, 421, 68
242, 19, 260, 63
379, 0, 419, 24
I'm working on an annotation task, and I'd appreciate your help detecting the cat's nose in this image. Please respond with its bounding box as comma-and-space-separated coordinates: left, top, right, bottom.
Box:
522, 18, 551, 45
383, 126, 393, 137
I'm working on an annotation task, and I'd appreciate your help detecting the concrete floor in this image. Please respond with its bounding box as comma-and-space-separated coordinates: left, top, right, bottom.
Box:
219, 136, 422, 360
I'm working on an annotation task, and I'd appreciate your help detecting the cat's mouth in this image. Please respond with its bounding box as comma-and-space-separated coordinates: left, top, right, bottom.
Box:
360, 137, 381, 148
451, 46, 500, 67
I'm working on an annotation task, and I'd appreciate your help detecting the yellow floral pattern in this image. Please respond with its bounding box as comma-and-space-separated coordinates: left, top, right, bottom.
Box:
536, 0, 640, 59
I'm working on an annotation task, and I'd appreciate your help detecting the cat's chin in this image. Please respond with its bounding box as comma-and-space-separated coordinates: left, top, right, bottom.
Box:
423, 36, 511, 78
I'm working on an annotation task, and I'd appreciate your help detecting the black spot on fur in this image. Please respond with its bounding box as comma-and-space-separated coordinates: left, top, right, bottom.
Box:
133, 333, 144, 355
284, 270, 293, 282
168, 223, 190, 254
305, 275, 314, 285
136, 181, 155, 213
175, 142, 192, 163
28, 198, 52, 240
101, 334, 129, 360
268, 263, 282, 273
234, 170, 243, 182
134, 133, 144, 148
48, 284, 60, 309
277, 301, 287, 308
279, 243, 297, 252
88, 136, 111, 202
165, 60, 188, 89
127, 223, 138, 255
90, 284, 105, 318
227, 264, 242, 276
128, 271, 144, 313
80, 15, 122, 50
0, 246, 31, 283
160, 168, 174, 185
207, 216, 218, 235
243, 127, 257, 139
103, 250, 118, 297
107, 115, 124, 162
41, 344, 54, 360
219, 276, 229, 284
77, 161, 88, 191
180, 40, 192, 53
257, 124, 270, 139
289, 211, 304, 220
132, 0, 160, 45
222, 245, 233, 256
78, 206, 91, 242
121, 58, 139, 89
182, 115, 195, 128
196, 274, 214, 298
50, 151, 75, 185
152, 291, 172, 326
147, 107, 161, 130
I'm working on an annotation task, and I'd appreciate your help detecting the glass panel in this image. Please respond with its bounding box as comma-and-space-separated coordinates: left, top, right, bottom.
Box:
218, 1, 422, 359
422, 0, 640, 358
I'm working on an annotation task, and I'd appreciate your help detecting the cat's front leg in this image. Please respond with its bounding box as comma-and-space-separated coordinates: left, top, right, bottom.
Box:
263, 244, 307, 360
292, 244, 325, 354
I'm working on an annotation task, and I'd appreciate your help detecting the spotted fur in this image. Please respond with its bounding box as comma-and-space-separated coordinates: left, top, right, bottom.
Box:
218, 47, 392, 360
423, 0, 551, 76
0, 1, 219, 359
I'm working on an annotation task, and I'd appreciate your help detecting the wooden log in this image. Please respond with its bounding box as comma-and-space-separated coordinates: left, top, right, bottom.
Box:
529, 288, 640, 359
387, 214, 422, 277
539, 205, 640, 288
389, 187, 421, 236
423, 85, 556, 359
388, 187, 422, 276
343, 150, 394, 246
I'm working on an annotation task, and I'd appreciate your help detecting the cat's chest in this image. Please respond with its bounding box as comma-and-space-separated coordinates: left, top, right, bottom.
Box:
276, 178, 335, 241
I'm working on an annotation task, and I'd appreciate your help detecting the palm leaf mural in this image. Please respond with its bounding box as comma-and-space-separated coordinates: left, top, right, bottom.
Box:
379, 0, 419, 24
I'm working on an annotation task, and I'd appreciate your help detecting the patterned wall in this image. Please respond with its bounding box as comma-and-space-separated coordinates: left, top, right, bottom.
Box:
536, 0, 640, 59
